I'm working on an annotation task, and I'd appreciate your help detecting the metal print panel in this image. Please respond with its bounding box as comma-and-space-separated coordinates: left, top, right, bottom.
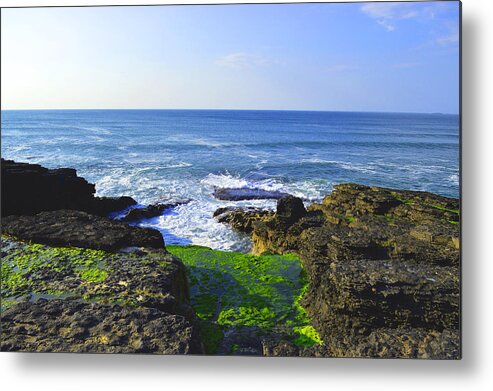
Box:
0, 1, 461, 358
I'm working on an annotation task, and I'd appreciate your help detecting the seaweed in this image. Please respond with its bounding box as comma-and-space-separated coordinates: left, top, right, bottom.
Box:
167, 245, 323, 351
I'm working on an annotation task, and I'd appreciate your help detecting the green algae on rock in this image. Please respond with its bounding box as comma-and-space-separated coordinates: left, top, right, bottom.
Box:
166, 245, 323, 355
1, 237, 202, 353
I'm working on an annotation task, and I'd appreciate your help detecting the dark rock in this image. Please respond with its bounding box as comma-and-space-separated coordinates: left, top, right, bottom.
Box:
93, 196, 137, 216
2, 210, 164, 251
1, 158, 95, 216
276, 195, 307, 224
120, 201, 187, 222
213, 207, 274, 234
1, 300, 202, 354
212, 187, 290, 201
1, 159, 137, 217
249, 183, 460, 358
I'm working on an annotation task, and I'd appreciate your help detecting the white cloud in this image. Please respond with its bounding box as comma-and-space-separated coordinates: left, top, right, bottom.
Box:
434, 33, 459, 46
378, 20, 396, 32
215, 53, 274, 69
360, 2, 439, 32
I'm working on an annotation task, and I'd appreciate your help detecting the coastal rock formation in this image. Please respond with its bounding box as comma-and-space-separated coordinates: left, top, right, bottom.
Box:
224, 184, 460, 358
213, 187, 290, 201
1, 158, 136, 217
213, 207, 274, 234
2, 210, 165, 251
1, 159, 203, 354
119, 201, 188, 222
1, 237, 202, 353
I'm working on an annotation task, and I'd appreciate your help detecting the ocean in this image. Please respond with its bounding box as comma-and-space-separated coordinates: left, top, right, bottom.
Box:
1, 109, 460, 251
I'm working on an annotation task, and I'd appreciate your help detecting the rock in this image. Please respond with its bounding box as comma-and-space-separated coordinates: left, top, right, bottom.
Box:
1, 158, 95, 216
1, 159, 136, 217
2, 210, 165, 251
212, 187, 290, 201
93, 196, 137, 216
276, 195, 307, 224
119, 201, 187, 222
1, 300, 201, 354
1, 237, 203, 354
213, 207, 274, 234
249, 184, 460, 358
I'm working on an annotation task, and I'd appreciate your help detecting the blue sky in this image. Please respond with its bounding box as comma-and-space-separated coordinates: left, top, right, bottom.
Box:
1, 1, 460, 113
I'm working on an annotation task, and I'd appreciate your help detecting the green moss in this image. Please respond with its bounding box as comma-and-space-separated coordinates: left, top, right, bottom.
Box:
167, 244, 323, 353
218, 306, 277, 328
231, 343, 240, 353
427, 204, 460, 214
346, 216, 355, 223
293, 325, 324, 347
78, 268, 108, 283
392, 194, 414, 205
447, 220, 460, 225
1, 239, 111, 303
199, 321, 224, 354
193, 293, 218, 320
0, 238, 136, 313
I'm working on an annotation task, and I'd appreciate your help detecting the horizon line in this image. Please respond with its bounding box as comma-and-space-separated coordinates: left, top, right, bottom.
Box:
0, 108, 459, 116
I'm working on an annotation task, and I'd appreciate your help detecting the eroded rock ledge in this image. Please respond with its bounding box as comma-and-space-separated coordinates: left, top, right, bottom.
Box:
218, 184, 460, 359
2, 210, 165, 251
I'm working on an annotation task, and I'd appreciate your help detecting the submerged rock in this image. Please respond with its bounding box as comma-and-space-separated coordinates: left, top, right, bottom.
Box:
246, 184, 460, 358
213, 187, 290, 201
2, 209, 165, 251
1, 158, 136, 217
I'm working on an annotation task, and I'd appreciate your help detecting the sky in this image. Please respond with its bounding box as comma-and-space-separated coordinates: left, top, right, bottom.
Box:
1, 1, 460, 113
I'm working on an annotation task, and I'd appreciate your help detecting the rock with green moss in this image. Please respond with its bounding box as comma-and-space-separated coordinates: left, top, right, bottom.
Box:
232, 184, 460, 358
1, 237, 202, 354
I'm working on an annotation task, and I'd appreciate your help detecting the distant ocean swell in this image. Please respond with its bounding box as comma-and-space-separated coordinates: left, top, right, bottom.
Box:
1, 109, 460, 251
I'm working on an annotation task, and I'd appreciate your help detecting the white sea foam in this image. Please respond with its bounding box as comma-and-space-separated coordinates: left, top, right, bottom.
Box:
302, 158, 378, 174
201, 172, 250, 189
448, 173, 459, 186
136, 200, 254, 251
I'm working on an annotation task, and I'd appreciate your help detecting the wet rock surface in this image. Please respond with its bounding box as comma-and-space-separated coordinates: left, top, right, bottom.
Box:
223, 183, 461, 358
119, 201, 188, 222
2, 210, 165, 251
213, 187, 290, 201
213, 207, 275, 234
1, 158, 136, 217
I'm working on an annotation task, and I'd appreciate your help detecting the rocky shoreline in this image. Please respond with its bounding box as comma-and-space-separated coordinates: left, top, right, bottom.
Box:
1, 159, 202, 354
216, 184, 460, 358
1, 159, 460, 358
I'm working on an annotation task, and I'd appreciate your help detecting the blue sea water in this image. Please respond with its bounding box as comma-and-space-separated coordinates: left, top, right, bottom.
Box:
1, 109, 459, 251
